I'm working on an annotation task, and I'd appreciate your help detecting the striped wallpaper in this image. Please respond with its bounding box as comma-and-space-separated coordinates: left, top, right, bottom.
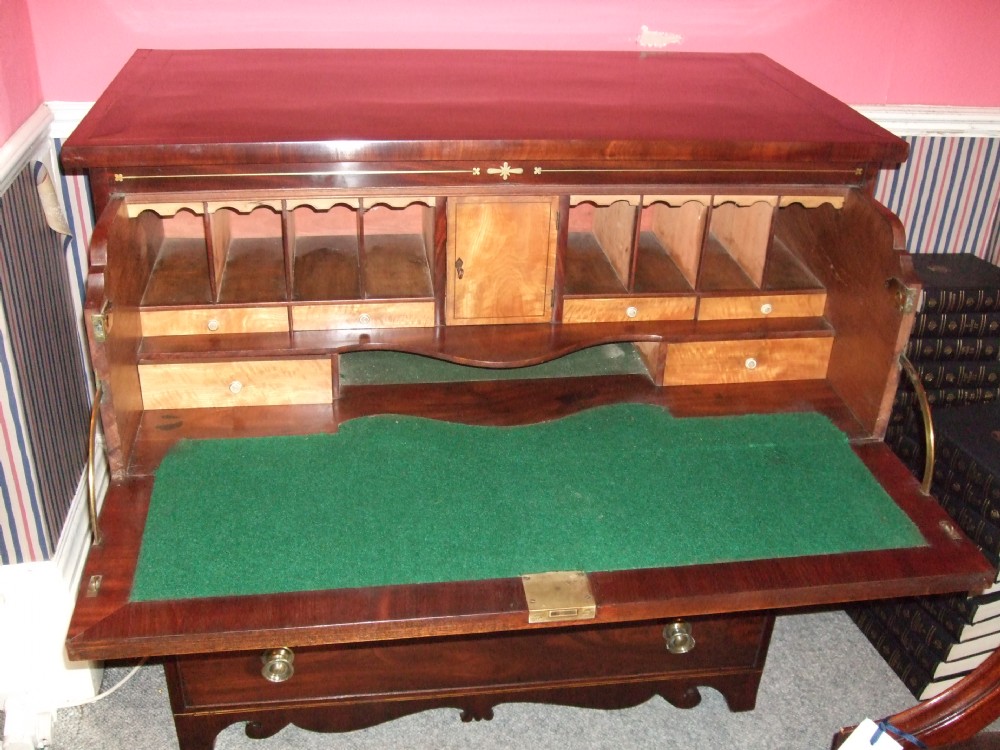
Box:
0, 166, 90, 564
0, 298, 46, 562
0, 132, 999, 565
875, 136, 1000, 261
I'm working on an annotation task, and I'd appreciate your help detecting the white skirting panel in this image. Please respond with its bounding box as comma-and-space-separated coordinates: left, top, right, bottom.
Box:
0, 472, 105, 747
0, 101, 103, 750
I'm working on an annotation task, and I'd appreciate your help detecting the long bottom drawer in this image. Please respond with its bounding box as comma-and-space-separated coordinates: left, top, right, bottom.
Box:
166, 613, 774, 749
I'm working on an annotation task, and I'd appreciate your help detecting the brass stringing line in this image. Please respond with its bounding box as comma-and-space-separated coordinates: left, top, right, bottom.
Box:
114, 168, 476, 181
534, 167, 863, 175
113, 165, 863, 181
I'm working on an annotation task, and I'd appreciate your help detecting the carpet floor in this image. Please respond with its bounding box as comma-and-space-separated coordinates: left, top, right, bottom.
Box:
45, 609, 919, 750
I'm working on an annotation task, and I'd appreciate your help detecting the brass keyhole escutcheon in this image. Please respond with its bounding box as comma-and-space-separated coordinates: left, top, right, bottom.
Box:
663, 621, 696, 654
261, 647, 295, 682
455, 257, 464, 279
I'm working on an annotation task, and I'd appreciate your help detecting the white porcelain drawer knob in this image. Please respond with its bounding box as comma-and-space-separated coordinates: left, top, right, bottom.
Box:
206, 318, 221, 332
229, 380, 243, 394
744, 357, 758, 370
760, 303, 773, 315
359, 313, 372, 325
625, 306, 639, 319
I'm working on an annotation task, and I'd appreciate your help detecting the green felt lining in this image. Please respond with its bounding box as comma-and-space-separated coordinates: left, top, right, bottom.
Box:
338, 344, 649, 385
131, 404, 926, 602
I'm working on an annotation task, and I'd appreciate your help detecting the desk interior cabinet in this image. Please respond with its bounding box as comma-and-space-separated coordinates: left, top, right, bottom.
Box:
62, 50, 995, 750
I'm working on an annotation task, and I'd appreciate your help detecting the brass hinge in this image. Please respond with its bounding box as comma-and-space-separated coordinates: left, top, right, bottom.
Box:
521, 571, 596, 623
886, 277, 920, 314
91, 300, 111, 343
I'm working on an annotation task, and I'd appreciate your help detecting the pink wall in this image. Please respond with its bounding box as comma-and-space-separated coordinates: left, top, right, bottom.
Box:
23, 0, 1000, 108
0, 0, 44, 145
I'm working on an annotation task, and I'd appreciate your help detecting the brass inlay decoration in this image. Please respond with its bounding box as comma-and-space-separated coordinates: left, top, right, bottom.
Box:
939, 520, 963, 542
91, 300, 110, 343
521, 571, 596, 623
899, 354, 935, 495
487, 162, 523, 181
113, 167, 482, 182
886, 277, 920, 314
86, 574, 102, 598
533, 166, 864, 177
114, 164, 864, 183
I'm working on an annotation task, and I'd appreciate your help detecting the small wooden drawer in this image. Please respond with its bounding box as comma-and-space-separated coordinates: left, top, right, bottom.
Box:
140, 307, 289, 337
562, 296, 697, 324
697, 293, 827, 321
170, 613, 773, 710
662, 337, 833, 386
138, 359, 332, 409
291, 301, 435, 331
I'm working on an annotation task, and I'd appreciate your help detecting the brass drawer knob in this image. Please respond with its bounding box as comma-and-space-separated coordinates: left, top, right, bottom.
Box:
663, 621, 696, 654
261, 647, 295, 682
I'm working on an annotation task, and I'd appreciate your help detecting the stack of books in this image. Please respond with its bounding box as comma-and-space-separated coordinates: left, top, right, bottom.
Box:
848, 403, 1000, 700
886, 253, 1000, 476
851, 399, 1000, 700
853, 253, 1000, 701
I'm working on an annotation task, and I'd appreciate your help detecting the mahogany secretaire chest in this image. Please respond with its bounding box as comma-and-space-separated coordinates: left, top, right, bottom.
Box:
60, 49, 993, 749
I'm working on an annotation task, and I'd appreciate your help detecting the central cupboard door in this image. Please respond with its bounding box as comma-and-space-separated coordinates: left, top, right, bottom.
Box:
446, 196, 559, 325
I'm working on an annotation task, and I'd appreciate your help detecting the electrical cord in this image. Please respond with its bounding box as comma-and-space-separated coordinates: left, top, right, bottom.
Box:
70, 659, 147, 707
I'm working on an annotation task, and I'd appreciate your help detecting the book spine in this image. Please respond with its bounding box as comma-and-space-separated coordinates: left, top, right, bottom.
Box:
922, 287, 1000, 314
912, 312, 1000, 338
868, 603, 954, 671
848, 606, 937, 700
933, 435, 1000, 565
906, 337, 1000, 362
893, 386, 1000, 409
936, 466, 1000, 527
918, 597, 1000, 641
865, 598, 956, 659
917, 361, 1000, 389
888, 430, 926, 477
936, 492, 1000, 567
933, 589, 1000, 625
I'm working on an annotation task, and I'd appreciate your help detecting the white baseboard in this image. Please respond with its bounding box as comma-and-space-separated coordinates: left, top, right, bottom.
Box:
853, 105, 1000, 138
0, 461, 106, 748
45, 102, 92, 141
1, 101, 108, 749
0, 106, 52, 194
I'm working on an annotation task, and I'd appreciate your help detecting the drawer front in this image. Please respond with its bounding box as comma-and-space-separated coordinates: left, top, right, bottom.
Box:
697, 292, 827, 321
663, 337, 833, 386
562, 296, 697, 324
173, 613, 772, 709
138, 359, 332, 409
292, 301, 435, 331
140, 307, 289, 337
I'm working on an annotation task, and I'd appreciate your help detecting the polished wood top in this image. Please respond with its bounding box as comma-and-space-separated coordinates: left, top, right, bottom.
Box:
62, 49, 907, 169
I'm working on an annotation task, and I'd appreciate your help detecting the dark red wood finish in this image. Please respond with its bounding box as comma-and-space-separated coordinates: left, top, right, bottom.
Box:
164, 613, 773, 746
62, 50, 905, 172
61, 49, 994, 749
67, 378, 993, 663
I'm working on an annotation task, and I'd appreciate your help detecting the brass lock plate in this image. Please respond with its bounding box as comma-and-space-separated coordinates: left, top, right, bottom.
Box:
521, 570, 596, 623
